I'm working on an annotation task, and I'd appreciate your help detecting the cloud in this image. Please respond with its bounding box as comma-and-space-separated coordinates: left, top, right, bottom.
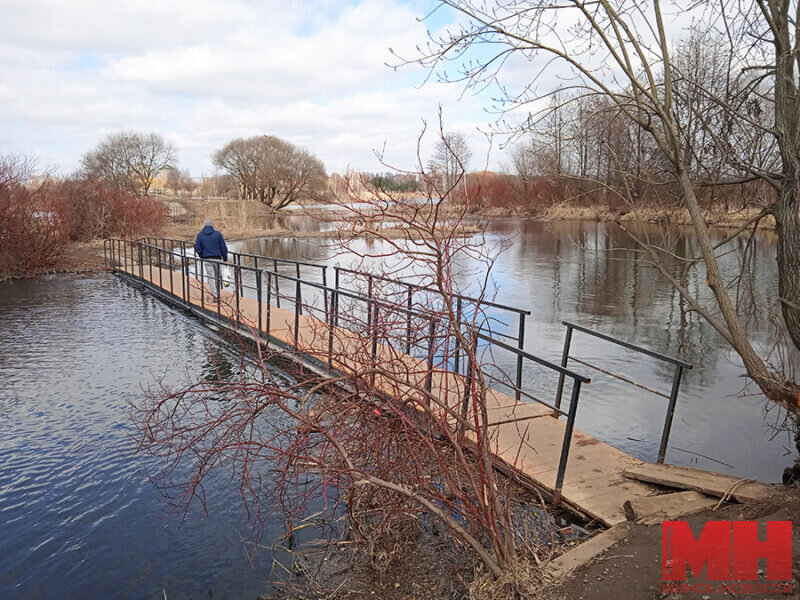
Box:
0, 0, 511, 176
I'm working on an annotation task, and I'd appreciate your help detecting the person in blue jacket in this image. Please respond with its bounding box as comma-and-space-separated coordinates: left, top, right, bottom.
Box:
194, 220, 228, 296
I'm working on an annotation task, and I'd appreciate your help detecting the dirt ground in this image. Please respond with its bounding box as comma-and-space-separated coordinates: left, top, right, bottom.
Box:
261, 487, 800, 600
542, 487, 800, 600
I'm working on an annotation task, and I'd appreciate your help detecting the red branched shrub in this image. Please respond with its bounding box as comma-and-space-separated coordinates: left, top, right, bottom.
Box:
0, 154, 169, 278
0, 157, 70, 278
59, 178, 169, 241
461, 172, 569, 211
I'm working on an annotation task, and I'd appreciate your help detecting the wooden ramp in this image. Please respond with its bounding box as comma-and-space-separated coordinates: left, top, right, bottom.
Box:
118, 261, 661, 526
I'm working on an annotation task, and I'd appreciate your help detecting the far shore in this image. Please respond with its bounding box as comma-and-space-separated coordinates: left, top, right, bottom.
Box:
0, 199, 776, 283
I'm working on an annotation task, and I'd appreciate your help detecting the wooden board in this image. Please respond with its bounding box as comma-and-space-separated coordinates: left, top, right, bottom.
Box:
623, 491, 719, 524
120, 263, 676, 526
547, 523, 633, 578
623, 463, 774, 504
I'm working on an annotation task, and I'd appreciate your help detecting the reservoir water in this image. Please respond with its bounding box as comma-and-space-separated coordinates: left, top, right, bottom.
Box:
0, 275, 286, 599
0, 217, 796, 598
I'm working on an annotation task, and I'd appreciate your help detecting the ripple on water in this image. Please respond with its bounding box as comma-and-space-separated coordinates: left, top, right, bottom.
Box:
0, 274, 281, 600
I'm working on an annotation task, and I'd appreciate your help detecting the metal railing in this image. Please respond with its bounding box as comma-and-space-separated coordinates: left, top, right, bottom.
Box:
104, 237, 592, 505
553, 320, 693, 464
333, 266, 532, 401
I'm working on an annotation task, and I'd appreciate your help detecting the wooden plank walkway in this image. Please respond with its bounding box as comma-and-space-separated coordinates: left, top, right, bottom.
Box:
117, 261, 661, 526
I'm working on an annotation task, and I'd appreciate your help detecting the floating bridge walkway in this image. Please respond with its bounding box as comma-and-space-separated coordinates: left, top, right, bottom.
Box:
105, 237, 693, 527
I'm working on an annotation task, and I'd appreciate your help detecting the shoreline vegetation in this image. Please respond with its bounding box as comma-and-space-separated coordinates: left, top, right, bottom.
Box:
1, 196, 776, 283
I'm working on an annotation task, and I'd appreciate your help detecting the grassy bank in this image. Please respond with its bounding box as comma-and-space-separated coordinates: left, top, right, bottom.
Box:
540, 202, 776, 229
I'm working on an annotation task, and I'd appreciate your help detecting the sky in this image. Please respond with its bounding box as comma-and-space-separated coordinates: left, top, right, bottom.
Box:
0, 0, 520, 178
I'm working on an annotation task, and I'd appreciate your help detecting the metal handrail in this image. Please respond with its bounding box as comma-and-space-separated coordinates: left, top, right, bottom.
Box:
553, 320, 693, 464
562, 321, 693, 368
105, 238, 591, 506
137, 236, 327, 273
333, 265, 532, 315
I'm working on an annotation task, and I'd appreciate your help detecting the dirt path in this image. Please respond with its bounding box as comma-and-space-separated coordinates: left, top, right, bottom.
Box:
542, 488, 800, 600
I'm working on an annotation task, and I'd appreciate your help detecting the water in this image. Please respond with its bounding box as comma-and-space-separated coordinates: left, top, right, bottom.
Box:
233, 219, 798, 482
1, 218, 796, 598
0, 275, 290, 600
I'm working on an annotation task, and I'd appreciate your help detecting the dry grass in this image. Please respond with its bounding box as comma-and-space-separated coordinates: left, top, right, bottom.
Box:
540, 202, 778, 229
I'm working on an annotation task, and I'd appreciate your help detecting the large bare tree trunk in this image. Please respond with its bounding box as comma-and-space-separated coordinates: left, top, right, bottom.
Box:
776, 178, 800, 350
677, 169, 799, 406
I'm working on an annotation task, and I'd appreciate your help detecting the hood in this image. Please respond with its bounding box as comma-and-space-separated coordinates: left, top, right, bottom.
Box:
200, 225, 215, 235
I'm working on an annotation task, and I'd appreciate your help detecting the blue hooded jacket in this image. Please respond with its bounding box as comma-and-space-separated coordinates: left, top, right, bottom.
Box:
195, 225, 228, 261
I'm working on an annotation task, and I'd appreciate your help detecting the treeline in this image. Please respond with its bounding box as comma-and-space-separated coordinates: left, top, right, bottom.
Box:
80, 131, 329, 210
366, 173, 419, 192
465, 37, 776, 214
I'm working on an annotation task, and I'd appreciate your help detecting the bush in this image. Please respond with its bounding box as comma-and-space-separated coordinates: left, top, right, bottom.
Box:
0, 155, 169, 278
461, 172, 569, 211
59, 177, 169, 241
0, 157, 70, 278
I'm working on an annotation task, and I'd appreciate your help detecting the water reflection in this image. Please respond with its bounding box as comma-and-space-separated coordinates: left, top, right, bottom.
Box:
233, 219, 795, 482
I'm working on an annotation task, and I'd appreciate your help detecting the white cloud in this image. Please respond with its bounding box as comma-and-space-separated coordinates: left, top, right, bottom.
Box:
0, 0, 511, 177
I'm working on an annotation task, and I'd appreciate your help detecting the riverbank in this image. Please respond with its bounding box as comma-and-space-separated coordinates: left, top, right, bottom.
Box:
481, 202, 776, 230
263, 486, 800, 599
0, 240, 108, 282
540, 486, 800, 600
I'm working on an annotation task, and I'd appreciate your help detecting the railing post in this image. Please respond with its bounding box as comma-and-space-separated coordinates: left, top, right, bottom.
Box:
148, 245, 153, 283
216, 262, 221, 315
182, 241, 189, 277
294, 280, 301, 350
256, 269, 263, 334
274, 259, 281, 308
234, 264, 241, 328
334, 267, 340, 327
553, 379, 582, 506
239, 256, 245, 299
138, 244, 143, 280
554, 324, 574, 411
425, 318, 436, 400
515, 313, 526, 400
103, 240, 108, 267
658, 365, 685, 464
168, 250, 174, 296
158, 248, 163, 289
123, 240, 128, 273
266, 272, 272, 337
181, 249, 187, 303
454, 297, 462, 374
200, 258, 205, 310
186, 253, 193, 305
322, 266, 329, 323
328, 288, 336, 369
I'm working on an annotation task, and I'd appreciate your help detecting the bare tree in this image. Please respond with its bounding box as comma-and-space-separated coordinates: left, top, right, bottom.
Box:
396, 0, 800, 411
81, 131, 176, 195
428, 131, 473, 192
165, 166, 182, 196
134, 132, 555, 596
213, 135, 327, 210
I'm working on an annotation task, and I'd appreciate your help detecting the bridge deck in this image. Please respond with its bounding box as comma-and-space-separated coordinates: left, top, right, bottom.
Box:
120, 262, 659, 526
